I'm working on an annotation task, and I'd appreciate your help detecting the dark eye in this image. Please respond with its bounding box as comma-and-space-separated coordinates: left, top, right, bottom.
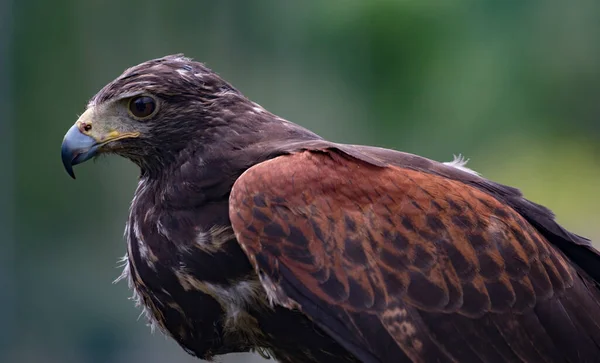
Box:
128, 96, 156, 119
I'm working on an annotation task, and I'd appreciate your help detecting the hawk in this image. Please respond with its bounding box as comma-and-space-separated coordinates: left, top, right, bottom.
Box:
61, 55, 600, 363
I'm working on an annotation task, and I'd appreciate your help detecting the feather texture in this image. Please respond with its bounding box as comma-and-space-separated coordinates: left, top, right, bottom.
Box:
64, 55, 600, 363
230, 149, 600, 363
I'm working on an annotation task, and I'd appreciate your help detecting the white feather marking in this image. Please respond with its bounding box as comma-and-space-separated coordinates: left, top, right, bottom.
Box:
205, 281, 257, 313
144, 206, 155, 222
157, 219, 170, 240
114, 254, 156, 331
133, 221, 143, 241
249, 102, 267, 114
115, 252, 162, 333
194, 225, 234, 253
130, 178, 148, 212
218, 90, 240, 98
123, 221, 130, 240
203, 280, 265, 329
129, 179, 158, 267
113, 254, 131, 284
132, 220, 152, 263
443, 154, 480, 176
257, 272, 298, 310
195, 229, 208, 245
118, 178, 164, 334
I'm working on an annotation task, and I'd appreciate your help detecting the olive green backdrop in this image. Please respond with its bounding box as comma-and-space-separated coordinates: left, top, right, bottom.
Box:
2, 1, 599, 362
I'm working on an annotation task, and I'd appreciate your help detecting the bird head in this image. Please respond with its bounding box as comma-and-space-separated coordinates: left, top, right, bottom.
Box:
60, 54, 249, 179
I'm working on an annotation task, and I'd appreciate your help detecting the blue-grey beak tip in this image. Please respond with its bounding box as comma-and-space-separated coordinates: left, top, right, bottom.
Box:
61, 124, 99, 179
61, 144, 77, 179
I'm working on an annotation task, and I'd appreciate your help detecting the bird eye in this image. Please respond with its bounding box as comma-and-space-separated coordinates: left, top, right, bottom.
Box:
128, 96, 156, 119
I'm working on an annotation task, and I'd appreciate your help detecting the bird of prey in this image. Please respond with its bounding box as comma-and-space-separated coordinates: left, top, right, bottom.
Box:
61, 55, 600, 363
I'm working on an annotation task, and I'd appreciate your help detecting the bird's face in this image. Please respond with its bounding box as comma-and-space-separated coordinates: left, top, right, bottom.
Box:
61, 93, 157, 178
61, 55, 239, 178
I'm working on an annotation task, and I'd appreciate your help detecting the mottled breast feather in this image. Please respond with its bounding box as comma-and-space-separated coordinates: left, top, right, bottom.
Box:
229, 149, 600, 363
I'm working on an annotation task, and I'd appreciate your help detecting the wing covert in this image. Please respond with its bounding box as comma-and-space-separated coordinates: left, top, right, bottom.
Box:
229, 149, 600, 363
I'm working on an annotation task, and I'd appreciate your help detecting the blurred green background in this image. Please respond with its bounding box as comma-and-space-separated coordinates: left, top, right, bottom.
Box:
2, 0, 599, 362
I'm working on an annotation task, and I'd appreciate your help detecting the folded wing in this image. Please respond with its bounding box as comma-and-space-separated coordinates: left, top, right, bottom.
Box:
229, 148, 600, 363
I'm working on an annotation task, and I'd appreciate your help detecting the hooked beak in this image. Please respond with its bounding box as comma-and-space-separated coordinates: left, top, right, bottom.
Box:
61, 124, 100, 179
61, 107, 140, 179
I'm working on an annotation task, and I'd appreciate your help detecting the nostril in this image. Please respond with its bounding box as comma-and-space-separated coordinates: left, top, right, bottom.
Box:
82, 122, 92, 132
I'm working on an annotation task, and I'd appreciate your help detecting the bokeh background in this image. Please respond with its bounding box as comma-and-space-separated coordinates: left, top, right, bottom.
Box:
2, 1, 599, 362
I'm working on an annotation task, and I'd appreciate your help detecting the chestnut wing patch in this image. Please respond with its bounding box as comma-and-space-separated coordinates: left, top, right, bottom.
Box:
229, 150, 600, 363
